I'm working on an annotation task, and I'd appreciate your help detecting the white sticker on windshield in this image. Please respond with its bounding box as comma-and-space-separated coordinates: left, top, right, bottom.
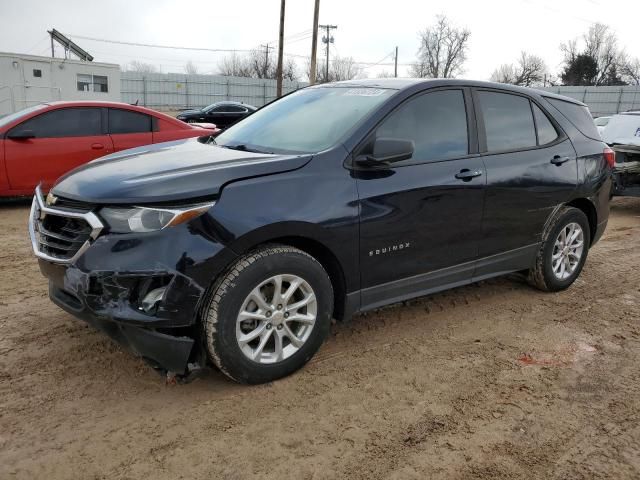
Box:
344, 88, 386, 96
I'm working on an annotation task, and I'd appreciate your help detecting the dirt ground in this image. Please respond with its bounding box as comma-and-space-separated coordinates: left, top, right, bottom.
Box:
1, 198, 639, 480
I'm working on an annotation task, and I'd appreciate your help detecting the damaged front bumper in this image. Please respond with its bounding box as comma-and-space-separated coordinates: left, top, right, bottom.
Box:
40, 260, 202, 372
29, 187, 237, 374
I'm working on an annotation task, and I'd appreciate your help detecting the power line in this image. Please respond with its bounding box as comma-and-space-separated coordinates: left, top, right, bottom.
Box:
66, 33, 254, 53
66, 31, 418, 70
359, 51, 394, 70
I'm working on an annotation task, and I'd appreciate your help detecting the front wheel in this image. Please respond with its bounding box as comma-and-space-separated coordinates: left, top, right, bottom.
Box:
203, 245, 333, 384
528, 206, 591, 292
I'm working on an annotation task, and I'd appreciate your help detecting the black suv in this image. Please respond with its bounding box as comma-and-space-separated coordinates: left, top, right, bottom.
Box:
29, 79, 612, 384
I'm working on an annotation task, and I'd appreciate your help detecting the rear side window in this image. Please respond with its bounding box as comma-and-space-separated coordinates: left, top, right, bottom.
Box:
109, 109, 152, 134
477, 91, 536, 152
532, 104, 559, 145
11, 108, 101, 138
545, 98, 600, 140
376, 89, 468, 162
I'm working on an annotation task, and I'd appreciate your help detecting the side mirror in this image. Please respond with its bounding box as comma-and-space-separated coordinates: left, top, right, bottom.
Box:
355, 137, 414, 167
8, 129, 36, 140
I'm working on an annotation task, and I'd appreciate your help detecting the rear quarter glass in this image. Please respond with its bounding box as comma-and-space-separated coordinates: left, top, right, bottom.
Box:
545, 98, 601, 141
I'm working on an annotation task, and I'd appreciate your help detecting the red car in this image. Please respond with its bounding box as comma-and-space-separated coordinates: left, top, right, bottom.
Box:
0, 101, 219, 197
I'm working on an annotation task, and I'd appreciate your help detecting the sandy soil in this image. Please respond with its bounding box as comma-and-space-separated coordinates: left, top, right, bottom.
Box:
1, 198, 639, 479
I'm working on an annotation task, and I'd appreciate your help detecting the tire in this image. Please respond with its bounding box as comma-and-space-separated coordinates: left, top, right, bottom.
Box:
203, 245, 333, 384
528, 206, 591, 292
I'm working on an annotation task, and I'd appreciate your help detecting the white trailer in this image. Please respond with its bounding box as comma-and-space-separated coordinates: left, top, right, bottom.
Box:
0, 52, 121, 116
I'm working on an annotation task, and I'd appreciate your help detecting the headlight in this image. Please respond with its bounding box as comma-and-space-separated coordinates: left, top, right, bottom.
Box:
100, 202, 214, 233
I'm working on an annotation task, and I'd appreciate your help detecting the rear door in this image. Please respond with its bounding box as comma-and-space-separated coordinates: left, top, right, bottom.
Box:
474, 89, 578, 276
4, 107, 113, 191
206, 105, 245, 129
108, 108, 153, 151
223, 104, 249, 127
356, 88, 486, 309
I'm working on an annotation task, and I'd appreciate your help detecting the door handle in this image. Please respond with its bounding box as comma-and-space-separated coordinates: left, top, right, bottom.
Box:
455, 169, 483, 181
551, 155, 571, 165
91, 143, 104, 150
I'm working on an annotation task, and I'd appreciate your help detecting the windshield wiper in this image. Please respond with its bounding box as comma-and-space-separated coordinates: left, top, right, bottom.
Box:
221, 144, 274, 154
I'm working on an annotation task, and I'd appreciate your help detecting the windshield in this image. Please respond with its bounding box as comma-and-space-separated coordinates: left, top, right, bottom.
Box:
0, 104, 46, 129
214, 86, 396, 154
594, 117, 610, 126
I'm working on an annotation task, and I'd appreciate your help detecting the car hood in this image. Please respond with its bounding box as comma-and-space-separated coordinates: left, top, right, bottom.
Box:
52, 138, 312, 204
601, 114, 640, 147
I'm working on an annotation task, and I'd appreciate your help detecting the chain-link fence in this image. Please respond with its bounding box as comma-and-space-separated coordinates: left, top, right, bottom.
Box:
541, 86, 640, 117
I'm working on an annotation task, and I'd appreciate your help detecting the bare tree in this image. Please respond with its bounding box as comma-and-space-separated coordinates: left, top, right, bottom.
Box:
217, 52, 252, 77
560, 23, 628, 86
281, 58, 298, 81
410, 15, 470, 78
128, 61, 157, 73
490, 52, 547, 87
184, 60, 199, 75
217, 50, 298, 81
376, 70, 394, 78
309, 56, 363, 82
622, 58, 640, 85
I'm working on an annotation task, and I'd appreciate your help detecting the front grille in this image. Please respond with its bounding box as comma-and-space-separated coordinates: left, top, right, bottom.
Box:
29, 186, 104, 264
39, 214, 93, 259
51, 196, 97, 212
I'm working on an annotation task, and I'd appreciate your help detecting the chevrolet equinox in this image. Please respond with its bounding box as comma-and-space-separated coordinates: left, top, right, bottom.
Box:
29, 79, 613, 383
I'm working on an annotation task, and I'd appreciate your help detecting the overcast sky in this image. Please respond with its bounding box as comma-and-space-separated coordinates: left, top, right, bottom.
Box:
1, 0, 638, 80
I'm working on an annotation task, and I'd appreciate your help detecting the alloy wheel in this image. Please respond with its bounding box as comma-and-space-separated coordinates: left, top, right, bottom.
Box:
236, 274, 317, 364
551, 222, 585, 280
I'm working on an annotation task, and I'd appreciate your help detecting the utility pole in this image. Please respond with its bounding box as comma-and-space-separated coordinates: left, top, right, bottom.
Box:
309, 0, 320, 85
276, 0, 285, 97
394, 46, 398, 78
320, 24, 337, 83
260, 44, 274, 78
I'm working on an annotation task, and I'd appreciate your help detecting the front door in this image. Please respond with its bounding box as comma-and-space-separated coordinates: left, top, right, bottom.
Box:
4, 107, 113, 191
355, 88, 486, 309
473, 89, 578, 276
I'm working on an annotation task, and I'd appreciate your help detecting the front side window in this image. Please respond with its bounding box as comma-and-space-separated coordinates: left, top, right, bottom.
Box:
109, 109, 152, 134
215, 86, 396, 154
10, 108, 102, 138
375, 89, 468, 162
477, 91, 536, 152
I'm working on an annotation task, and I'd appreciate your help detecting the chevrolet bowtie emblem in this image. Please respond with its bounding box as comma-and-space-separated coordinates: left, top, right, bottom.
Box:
46, 192, 58, 206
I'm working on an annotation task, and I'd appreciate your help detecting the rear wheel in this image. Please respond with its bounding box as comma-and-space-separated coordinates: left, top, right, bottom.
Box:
203, 245, 333, 384
528, 206, 590, 292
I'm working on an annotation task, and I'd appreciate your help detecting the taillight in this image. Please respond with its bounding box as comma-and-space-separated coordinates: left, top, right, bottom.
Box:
603, 147, 615, 168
